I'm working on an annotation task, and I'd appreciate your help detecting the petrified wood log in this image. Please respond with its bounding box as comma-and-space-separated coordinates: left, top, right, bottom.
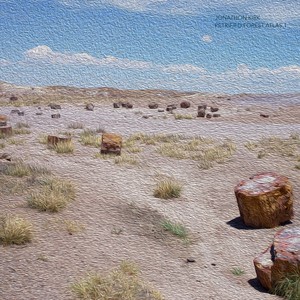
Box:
254, 227, 300, 291
0, 126, 12, 136
51, 113, 61, 119
100, 133, 122, 155
47, 135, 71, 146
197, 109, 206, 117
113, 102, 121, 108
0, 115, 8, 126
180, 101, 191, 108
85, 103, 94, 111
235, 172, 293, 228
149, 103, 158, 109
210, 107, 219, 112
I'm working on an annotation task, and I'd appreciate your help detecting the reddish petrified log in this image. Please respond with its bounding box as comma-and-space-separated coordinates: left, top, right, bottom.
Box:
180, 101, 191, 108
47, 135, 71, 146
0, 115, 8, 126
100, 133, 122, 155
0, 126, 12, 136
235, 172, 293, 228
254, 227, 300, 291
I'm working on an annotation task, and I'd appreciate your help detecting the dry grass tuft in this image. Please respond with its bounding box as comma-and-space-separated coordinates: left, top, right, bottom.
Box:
27, 177, 75, 212
71, 261, 164, 300
174, 114, 193, 120
114, 154, 139, 165
153, 179, 182, 199
8, 138, 25, 145
68, 122, 84, 129
15, 122, 30, 129
12, 128, 31, 135
63, 219, 85, 235
0, 214, 33, 245
51, 141, 75, 154
38, 134, 48, 144
4, 160, 50, 177
79, 129, 101, 147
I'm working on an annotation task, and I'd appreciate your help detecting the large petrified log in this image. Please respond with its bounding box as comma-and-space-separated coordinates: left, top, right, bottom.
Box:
254, 227, 300, 291
234, 172, 293, 228
85, 103, 94, 111
47, 135, 71, 146
100, 133, 122, 155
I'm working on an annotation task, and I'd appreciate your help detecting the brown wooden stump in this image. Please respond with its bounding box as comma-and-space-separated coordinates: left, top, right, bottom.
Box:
47, 135, 71, 146
100, 133, 122, 155
254, 227, 300, 291
0, 126, 12, 136
235, 172, 293, 228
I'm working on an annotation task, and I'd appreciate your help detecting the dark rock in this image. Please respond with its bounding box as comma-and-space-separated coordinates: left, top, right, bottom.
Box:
113, 102, 120, 108
210, 107, 219, 112
149, 103, 158, 109
158, 109, 164, 112
206, 114, 212, 119
49, 103, 61, 109
260, 113, 269, 118
85, 103, 94, 111
186, 258, 196, 263
17, 111, 24, 116
198, 104, 207, 110
212, 113, 221, 117
36, 112, 43, 115
9, 95, 18, 102
51, 113, 61, 119
10, 109, 20, 114
126, 103, 133, 109
197, 109, 206, 117
180, 101, 191, 108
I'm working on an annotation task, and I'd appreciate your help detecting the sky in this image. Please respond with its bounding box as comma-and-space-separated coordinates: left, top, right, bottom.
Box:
0, 0, 299, 93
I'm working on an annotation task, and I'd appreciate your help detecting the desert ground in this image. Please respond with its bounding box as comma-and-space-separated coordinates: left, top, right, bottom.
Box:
0, 83, 300, 300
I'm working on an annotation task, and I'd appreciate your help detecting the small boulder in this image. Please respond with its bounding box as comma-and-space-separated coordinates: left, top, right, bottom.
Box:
85, 103, 94, 111
126, 103, 133, 109
212, 113, 221, 118
9, 95, 18, 102
149, 103, 158, 109
49, 103, 61, 109
51, 113, 61, 119
206, 113, 212, 119
197, 109, 206, 117
260, 113, 269, 118
158, 109, 164, 112
198, 104, 207, 110
10, 109, 20, 114
180, 101, 191, 108
17, 111, 24, 116
234, 172, 293, 228
113, 102, 120, 108
210, 107, 219, 112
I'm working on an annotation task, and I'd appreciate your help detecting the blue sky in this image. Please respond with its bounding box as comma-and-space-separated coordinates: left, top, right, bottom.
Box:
0, 0, 299, 93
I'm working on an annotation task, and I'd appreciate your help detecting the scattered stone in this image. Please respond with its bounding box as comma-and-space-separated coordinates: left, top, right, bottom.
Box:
158, 109, 164, 112
254, 227, 300, 291
260, 113, 269, 118
113, 102, 120, 108
0, 126, 12, 136
166, 104, 177, 112
211, 263, 216, 266
101, 133, 122, 155
51, 113, 61, 119
212, 113, 221, 118
49, 103, 61, 109
180, 101, 191, 108
186, 258, 196, 263
206, 114, 212, 119
17, 111, 24, 116
85, 103, 94, 111
198, 104, 207, 110
210, 107, 219, 112
234, 172, 293, 228
10, 109, 20, 114
36, 112, 43, 115
126, 103, 133, 109
197, 109, 206, 117
142, 115, 153, 119
149, 103, 158, 109
0, 153, 12, 161
47, 135, 71, 146
9, 95, 18, 102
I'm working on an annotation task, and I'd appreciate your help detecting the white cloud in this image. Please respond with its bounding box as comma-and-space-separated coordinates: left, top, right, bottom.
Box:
201, 35, 212, 43
56, 0, 300, 22
162, 63, 206, 73
24, 45, 153, 69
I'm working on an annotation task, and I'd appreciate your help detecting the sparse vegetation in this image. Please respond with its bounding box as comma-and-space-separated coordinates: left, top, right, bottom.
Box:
174, 114, 193, 120
114, 154, 138, 165
231, 267, 245, 276
71, 261, 164, 300
15, 122, 30, 129
68, 122, 84, 129
63, 219, 85, 235
27, 177, 75, 212
0, 214, 33, 245
8, 138, 25, 145
51, 141, 74, 154
0, 142, 5, 148
4, 160, 50, 177
273, 273, 300, 300
161, 219, 188, 239
12, 128, 31, 135
79, 129, 101, 147
153, 179, 182, 199
38, 134, 48, 144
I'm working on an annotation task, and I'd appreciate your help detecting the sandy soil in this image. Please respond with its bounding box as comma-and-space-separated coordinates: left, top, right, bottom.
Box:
0, 98, 300, 300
